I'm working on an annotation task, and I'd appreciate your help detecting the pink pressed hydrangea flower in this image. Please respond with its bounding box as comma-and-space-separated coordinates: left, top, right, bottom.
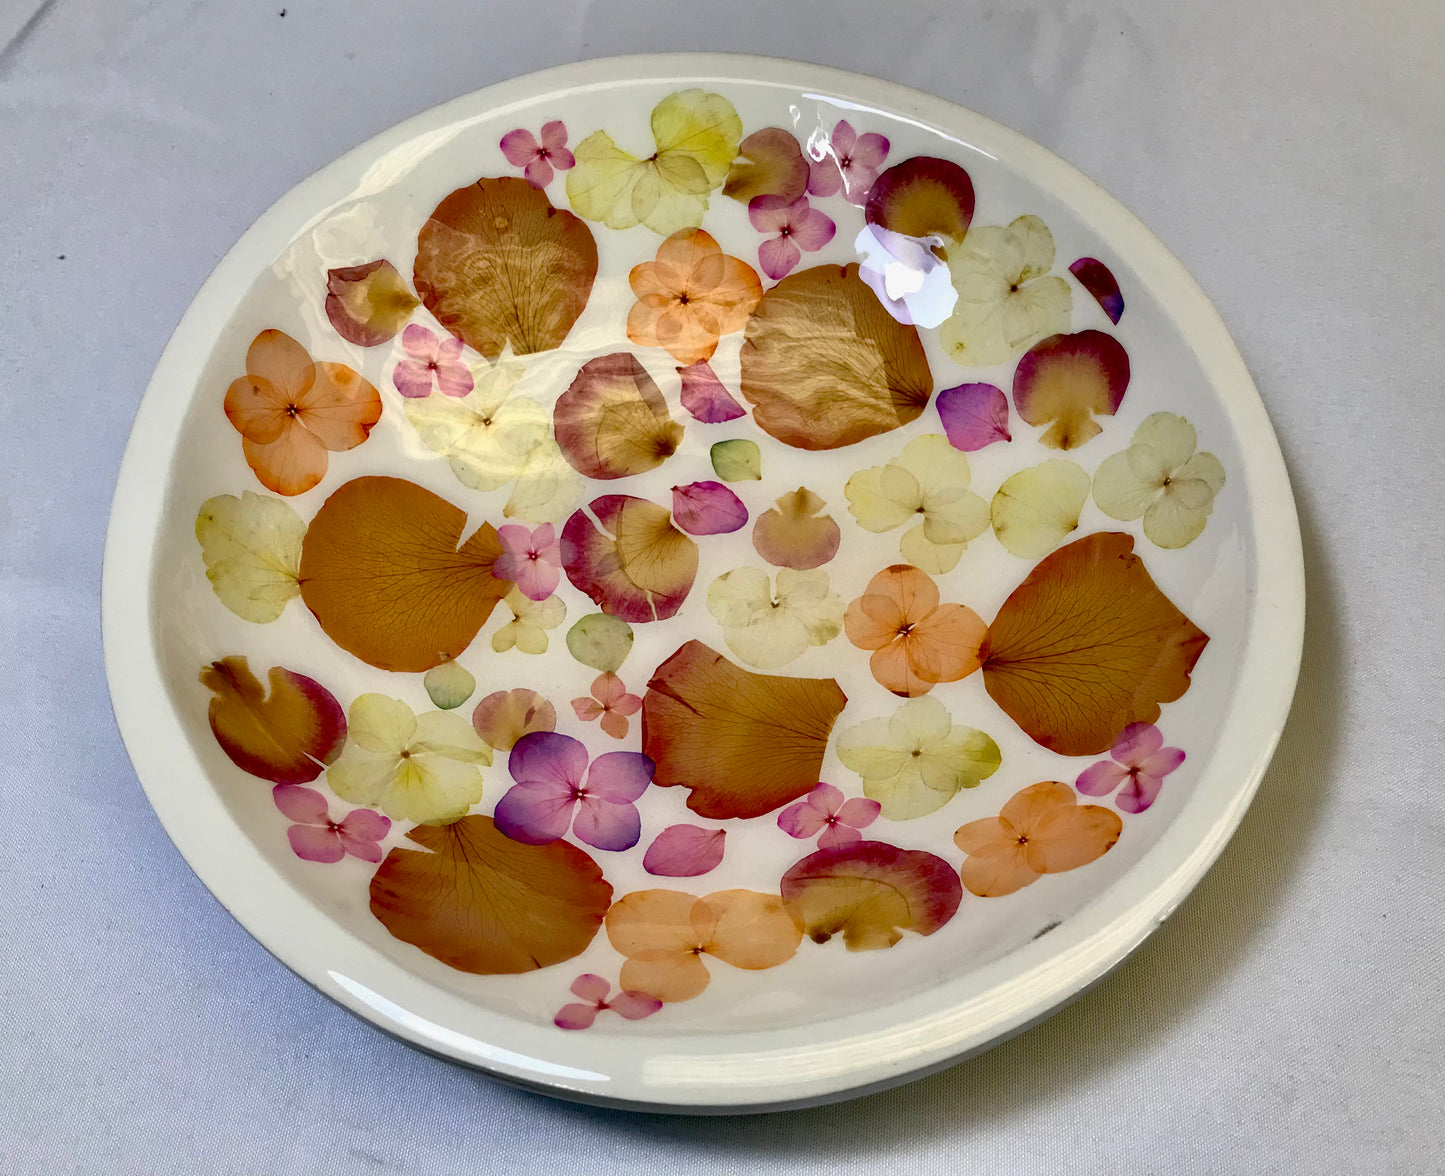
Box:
747, 194, 836, 280
570, 672, 643, 741
272, 785, 390, 863
391, 323, 473, 399
1075, 723, 1185, 814
554, 973, 662, 1030
493, 731, 653, 851
493, 523, 562, 601
500, 120, 575, 188
807, 119, 890, 205
777, 783, 881, 849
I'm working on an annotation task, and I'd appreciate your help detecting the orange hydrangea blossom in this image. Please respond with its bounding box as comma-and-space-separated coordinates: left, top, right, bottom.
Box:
626, 228, 762, 365
953, 781, 1122, 898
844, 564, 988, 697
223, 329, 382, 496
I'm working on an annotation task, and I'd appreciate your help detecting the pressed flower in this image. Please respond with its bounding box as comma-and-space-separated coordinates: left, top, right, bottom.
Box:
491, 585, 565, 654
1091, 413, 1226, 548
706, 566, 845, 669
392, 323, 474, 399
493, 523, 562, 601
1075, 722, 1184, 813
554, 973, 661, 1030
327, 694, 491, 825
843, 564, 988, 697
837, 696, 1000, 820
223, 329, 382, 496
571, 672, 643, 741
626, 228, 762, 365
500, 120, 575, 188
844, 434, 989, 573
807, 118, 890, 204
777, 783, 880, 850
748, 194, 835, 281
954, 781, 1122, 897
493, 731, 653, 852
273, 784, 390, 863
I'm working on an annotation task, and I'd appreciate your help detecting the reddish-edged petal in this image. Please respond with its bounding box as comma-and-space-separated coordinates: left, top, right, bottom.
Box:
1069, 257, 1125, 324
643, 824, 727, 877
1139, 746, 1186, 778
937, 382, 1011, 451
500, 128, 540, 167
492, 778, 577, 845
572, 796, 641, 852
585, 751, 654, 803
272, 783, 330, 825
1075, 760, 1129, 797
287, 823, 345, 863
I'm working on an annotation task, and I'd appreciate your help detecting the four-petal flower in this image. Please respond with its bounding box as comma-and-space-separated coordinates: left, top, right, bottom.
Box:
392, 323, 474, 399
553, 973, 661, 1030
807, 119, 890, 205
500, 120, 575, 189
1075, 723, 1184, 813
494, 522, 562, 601
272, 784, 391, 863
571, 672, 643, 740
747, 194, 836, 280
777, 783, 881, 849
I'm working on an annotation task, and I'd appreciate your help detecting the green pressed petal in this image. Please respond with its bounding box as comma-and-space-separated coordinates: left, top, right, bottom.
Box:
566, 612, 635, 673
864, 768, 956, 820
723, 608, 812, 669
1091, 449, 1158, 521
423, 660, 476, 711
889, 696, 954, 745
348, 694, 418, 754
710, 438, 762, 482
491, 622, 519, 653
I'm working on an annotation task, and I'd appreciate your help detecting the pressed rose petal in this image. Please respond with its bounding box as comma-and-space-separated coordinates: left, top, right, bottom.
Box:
1012, 330, 1131, 451
671, 481, 748, 536
937, 382, 1011, 451
677, 361, 747, 424
751, 487, 841, 569
726, 129, 809, 204
561, 495, 699, 623
202, 658, 347, 785
324, 259, 420, 347
472, 688, 556, 750
272, 783, 331, 825
864, 156, 975, 243
643, 824, 726, 876
288, 824, 345, 863
1069, 257, 1125, 323
554, 354, 683, 479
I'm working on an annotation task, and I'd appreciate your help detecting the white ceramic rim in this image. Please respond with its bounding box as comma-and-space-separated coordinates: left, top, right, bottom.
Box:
102, 52, 1305, 1113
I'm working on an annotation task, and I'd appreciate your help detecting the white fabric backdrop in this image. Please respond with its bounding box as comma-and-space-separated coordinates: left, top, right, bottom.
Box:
2, 1, 1441, 1172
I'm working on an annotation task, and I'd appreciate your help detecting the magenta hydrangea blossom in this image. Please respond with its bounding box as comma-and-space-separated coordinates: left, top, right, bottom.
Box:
392, 323, 473, 399
748, 194, 836, 280
500, 120, 575, 189
272, 784, 390, 863
1075, 723, 1184, 813
493, 731, 653, 851
807, 119, 890, 205
778, 783, 881, 849
494, 522, 562, 600
554, 973, 662, 1030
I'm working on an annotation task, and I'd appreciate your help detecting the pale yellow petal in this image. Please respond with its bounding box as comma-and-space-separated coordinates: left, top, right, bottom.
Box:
899, 526, 965, 573
990, 459, 1091, 558
845, 465, 918, 533
1132, 412, 1198, 470
1143, 478, 1215, 548
1091, 449, 1158, 521
707, 567, 774, 628
565, 131, 648, 229
348, 694, 417, 754
195, 492, 305, 623
1010, 213, 1057, 282
650, 90, 742, 186
326, 746, 400, 808
382, 754, 484, 825
413, 710, 493, 765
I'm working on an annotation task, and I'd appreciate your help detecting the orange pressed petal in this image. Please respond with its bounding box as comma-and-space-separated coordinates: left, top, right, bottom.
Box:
902, 602, 987, 686
655, 306, 720, 366
1025, 798, 1122, 875
628, 259, 674, 304
655, 227, 722, 275
620, 951, 712, 1003
1000, 780, 1075, 833
953, 815, 1012, 855
701, 254, 763, 334
245, 329, 316, 401
297, 361, 382, 452
697, 889, 802, 970
606, 889, 704, 961
241, 422, 329, 496
625, 299, 667, 349
959, 842, 1040, 898
844, 592, 905, 652
869, 639, 932, 697
224, 374, 291, 445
